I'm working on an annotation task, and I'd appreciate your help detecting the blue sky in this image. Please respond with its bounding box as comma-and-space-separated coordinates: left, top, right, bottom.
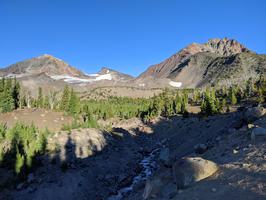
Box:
0, 0, 265, 76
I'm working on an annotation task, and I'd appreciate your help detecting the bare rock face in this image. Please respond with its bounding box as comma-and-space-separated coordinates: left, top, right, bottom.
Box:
205, 38, 251, 56
173, 157, 219, 189
138, 38, 252, 79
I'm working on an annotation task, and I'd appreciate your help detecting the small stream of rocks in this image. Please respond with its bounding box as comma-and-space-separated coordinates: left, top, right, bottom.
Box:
107, 148, 160, 200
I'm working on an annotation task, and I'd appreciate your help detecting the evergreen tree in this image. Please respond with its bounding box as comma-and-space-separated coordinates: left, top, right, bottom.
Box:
200, 88, 218, 116
68, 88, 79, 115
229, 87, 237, 105
0, 78, 15, 113
180, 93, 188, 114
12, 78, 20, 109
59, 86, 70, 111
173, 93, 182, 114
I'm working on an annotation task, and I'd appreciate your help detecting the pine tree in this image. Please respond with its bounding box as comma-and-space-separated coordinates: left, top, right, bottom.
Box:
200, 88, 218, 116
12, 78, 20, 109
229, 87, 237, 105
0, 79, 15, 113
180, 94, 188, 114
68, 88, 79, 115
15, 150, 25, 174
173, 93, 182, 114
60, 86, 70, 111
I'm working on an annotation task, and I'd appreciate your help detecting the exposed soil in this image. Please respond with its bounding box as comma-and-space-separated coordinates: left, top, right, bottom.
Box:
0, 108, 265, 200
0, 108, 73, 131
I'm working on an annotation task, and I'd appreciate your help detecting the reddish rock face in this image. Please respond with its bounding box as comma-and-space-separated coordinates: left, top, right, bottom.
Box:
138, 38, 252, 79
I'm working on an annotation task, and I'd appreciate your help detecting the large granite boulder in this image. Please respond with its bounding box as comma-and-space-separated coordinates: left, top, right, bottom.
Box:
173, 157, 218, 189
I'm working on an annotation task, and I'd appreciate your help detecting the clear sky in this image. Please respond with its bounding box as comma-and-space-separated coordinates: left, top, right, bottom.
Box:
0, 0, 265, 76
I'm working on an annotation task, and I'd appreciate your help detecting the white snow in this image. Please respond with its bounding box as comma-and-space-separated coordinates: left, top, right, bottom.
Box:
86, 73, 99, 77
5, 73, 27, 78
139, 83, 145, 87
50, 73, 112, 84
95, 73, 112, 81
169, 81, 182, 88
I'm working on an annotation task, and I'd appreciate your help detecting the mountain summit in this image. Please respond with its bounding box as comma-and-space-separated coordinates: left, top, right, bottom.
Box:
139, 38, 253, 79
0, 54, 84, 78
0, 38, 265, 92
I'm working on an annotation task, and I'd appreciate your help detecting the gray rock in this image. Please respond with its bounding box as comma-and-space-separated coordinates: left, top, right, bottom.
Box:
194, 144, 208, 154
248, 124, 255, 129
27, 186, 36, 193
143, 167, 172, 200
173, 157, 219, 189
159, 148, 171, 167
227, 128, 236, 134
251, 127, 266, 142
16, 183, 25, 190
27, 173, 35, 183
243, 106, 265, 123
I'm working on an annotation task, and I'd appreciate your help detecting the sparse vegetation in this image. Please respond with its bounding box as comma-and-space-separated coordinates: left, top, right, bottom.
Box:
0, 123, 49, 176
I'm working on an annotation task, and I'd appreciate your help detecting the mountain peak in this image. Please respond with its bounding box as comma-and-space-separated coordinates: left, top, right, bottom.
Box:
139, 38, 254, 79
98, 67, 113, 74
37, 54, 63, 62
0, 54, 84, 77
205, 37, 252, 55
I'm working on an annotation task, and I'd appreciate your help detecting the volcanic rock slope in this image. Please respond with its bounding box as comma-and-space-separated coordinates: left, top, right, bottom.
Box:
0, 54, 134, 96
138, 38, 266, 88
1, 38, 266, 94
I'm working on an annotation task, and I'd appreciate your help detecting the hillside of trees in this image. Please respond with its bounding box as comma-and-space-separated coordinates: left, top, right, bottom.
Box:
0, 77, 266, 120
0, 76, 265, 179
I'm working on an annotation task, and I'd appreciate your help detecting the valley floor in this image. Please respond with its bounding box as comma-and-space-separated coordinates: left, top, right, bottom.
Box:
0, 108, 266, 200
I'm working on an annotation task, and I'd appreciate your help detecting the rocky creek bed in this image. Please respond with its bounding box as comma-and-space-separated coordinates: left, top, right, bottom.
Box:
107, 148, 160, 200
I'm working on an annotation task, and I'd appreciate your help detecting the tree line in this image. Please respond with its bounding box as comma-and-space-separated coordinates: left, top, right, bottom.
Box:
1, 77, 265, 120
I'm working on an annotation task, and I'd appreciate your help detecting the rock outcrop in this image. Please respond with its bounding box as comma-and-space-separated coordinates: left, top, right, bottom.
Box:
47, 128, 109, 160
138, 38, 252, 79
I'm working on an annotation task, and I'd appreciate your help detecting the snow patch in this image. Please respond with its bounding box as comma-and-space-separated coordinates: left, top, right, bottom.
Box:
139, 83, 145, 87
50, 74, 112, 84
169, 81, 182, 88
5, 73, 27, 78
86, 73, 99, 77
95, 73, 112, 81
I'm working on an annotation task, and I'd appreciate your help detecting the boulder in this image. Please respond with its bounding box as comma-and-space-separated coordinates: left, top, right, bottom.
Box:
143, 167, 172, 200
243, 106, 265, 123
194, 143, 208, 154
27, 173, 35, 183
251, 127, 266, 142
47, 128, 108, 160
173, 157, 219, 189
248, 124, 255, 129
158, 148, 171, 167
